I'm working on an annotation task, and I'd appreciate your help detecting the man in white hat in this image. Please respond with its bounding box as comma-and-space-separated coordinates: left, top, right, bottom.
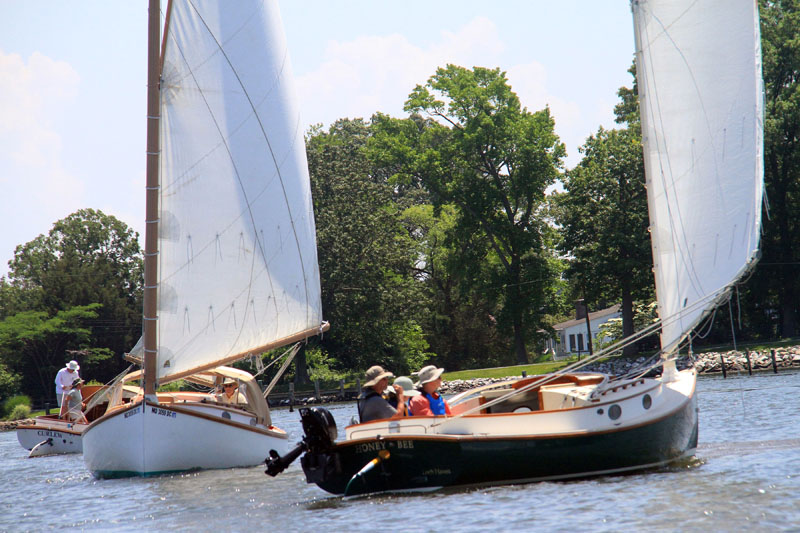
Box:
408, 365, 451, 416
54, 360, 81, 407
357, 365, 406, 423
216, 378, 246, 406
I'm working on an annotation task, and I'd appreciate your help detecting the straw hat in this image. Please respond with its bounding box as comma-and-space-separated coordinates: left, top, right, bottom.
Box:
415, 365, 444, 386
66, 360, 80, 371
393, 376, 420, 397
364, 365, 394, 387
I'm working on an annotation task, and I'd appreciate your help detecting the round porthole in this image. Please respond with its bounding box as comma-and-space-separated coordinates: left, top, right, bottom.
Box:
608, 404, 622, 420
642, 394, 652, 410
221, 411, 231, 420
596, 408, 604, 415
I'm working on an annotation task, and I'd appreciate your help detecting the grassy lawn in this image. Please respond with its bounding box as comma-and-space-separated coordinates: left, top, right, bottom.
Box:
442, 360, 572, 381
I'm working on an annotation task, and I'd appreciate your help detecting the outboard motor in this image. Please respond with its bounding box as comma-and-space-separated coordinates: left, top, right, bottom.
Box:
265, 407, 337, 477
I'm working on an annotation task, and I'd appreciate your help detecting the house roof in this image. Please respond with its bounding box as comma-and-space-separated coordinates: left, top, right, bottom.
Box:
552, 304, 621, 331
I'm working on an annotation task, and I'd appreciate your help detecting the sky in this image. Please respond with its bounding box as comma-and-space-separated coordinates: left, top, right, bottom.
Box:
0, 1, 636, 278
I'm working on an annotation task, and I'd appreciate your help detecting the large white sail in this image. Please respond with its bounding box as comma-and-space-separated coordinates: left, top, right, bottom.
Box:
156, 0, 323, 381
632, 0, 764, 353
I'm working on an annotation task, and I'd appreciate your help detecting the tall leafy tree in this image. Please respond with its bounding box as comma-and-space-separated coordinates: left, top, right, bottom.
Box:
750, 0, 800, 338
5, 209, 143, 383
307, 119, 430, 375
554, 68, 653, 355
401, 204, 508, 369
0, 304, 105, 401
370, 65, 565, 364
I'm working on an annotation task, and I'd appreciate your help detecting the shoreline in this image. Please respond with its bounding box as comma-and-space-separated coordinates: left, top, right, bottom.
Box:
3, 346, 798, 431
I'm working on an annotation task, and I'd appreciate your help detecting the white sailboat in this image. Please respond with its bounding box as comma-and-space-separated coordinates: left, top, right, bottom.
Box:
265, 0, 764, 496
83, 0, 327, 477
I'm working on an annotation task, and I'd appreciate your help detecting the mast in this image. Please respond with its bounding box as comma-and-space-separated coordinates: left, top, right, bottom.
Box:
143, 0, 161, 396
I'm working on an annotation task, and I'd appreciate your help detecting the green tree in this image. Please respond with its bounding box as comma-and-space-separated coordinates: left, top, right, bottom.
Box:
401, 204, 508, 369
0, 304, 106, 402
554, 69, 653, 356
370, 65, 566, 364
307, 119, 431, 375
749, 0, 800, 338
5, 209, 143, 383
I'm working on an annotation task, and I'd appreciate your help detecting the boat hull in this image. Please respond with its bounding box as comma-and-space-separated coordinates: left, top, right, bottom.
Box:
83, 400, 288, 478
301, 371, 698, 496
17, 417, 85, 455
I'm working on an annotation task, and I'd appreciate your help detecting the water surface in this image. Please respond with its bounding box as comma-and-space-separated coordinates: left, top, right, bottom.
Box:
1, 370, 798, 532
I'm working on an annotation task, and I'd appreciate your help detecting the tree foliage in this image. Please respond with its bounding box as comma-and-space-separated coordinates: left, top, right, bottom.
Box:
369, 65, 566, 364
0, 304, 105, 401
306, 119, 432, 375
746, 0, 800, 338
2, 209, 142, 394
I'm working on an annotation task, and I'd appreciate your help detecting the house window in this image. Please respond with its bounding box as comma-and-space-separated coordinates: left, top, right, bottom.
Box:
569, 334, 576, 352
577, 333, 584, 352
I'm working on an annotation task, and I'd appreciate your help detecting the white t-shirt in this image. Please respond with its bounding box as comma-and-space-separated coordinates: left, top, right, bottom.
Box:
55, 368, 79, 395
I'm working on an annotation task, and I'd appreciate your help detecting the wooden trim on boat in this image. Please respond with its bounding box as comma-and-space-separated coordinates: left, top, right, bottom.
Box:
83, 398, 286, 440
341, 397, 693, 446
154, 401, 288, 439
16, 424, 84, 437
158, 322, 330, 385
345, 377, 695, 442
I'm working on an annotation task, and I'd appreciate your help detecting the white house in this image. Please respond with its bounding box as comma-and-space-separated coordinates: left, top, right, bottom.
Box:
544, 303, 621, 359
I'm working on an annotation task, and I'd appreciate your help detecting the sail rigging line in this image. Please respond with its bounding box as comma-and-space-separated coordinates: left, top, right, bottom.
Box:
636, 2, 710, 303
262, 343, 301, 399
445, 281, 740, 423
183, 0, 316, 326
153, 323, 327, 386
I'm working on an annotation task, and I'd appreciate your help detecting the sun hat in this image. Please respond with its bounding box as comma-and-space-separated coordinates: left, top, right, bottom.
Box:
415, 365, 444, 386
222, 378, 238, 387
393, 376, 421, 397
364, 365, 394, 387
67, 360, 80, 371
71, 378, 84, 387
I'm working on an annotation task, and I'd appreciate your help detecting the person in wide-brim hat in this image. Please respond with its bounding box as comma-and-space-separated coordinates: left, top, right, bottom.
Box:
55, 360, 81, 407
409, 365, 451, 417
363, 365, 395, 388
357, 365, 405, 423
217, 378, 246, 406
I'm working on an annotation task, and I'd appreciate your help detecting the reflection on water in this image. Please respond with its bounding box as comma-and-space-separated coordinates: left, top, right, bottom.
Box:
1, 370, 799, 532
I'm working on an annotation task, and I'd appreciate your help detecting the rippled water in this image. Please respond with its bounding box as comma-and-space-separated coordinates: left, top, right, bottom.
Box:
2, 370, 799, 532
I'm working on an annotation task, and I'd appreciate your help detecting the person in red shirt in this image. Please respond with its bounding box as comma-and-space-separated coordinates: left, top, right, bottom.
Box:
408, 365, 451, 416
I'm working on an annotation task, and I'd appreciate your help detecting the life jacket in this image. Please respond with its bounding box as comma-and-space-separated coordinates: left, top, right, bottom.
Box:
356, 390, 380, 423
423, 391, 447, 416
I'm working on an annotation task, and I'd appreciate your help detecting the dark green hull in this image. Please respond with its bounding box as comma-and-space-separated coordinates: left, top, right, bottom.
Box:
302, 394, 698, 496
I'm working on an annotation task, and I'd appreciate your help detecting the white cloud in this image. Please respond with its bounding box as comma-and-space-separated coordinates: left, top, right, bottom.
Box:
294, 16, 505, 127
292, 16, 599, 167
0, 51, 83, 275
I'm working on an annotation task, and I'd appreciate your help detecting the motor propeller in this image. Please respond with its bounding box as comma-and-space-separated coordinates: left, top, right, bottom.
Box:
264, 407, 337, 477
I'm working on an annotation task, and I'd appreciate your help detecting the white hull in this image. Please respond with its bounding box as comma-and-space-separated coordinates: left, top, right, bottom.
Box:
346, 368, 697, 441
83, 400, 288, 478
17, 417, 85, 455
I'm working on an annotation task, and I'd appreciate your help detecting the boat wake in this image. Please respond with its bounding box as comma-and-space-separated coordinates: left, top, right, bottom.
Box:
696, 438, 800, 459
